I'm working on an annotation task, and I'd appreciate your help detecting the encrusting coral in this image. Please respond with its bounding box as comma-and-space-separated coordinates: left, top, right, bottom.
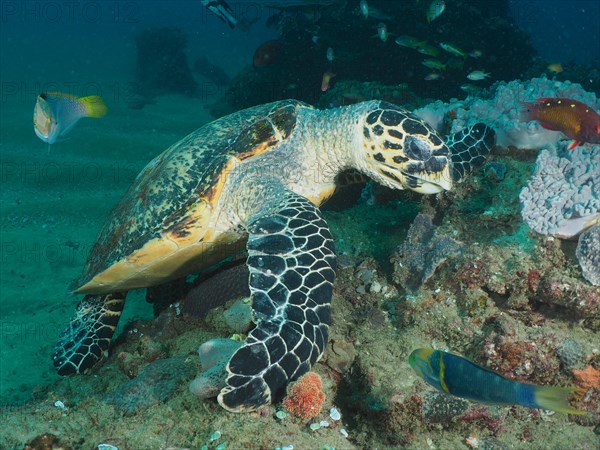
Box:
572, 366, 600, 390
283, 372, 326, 420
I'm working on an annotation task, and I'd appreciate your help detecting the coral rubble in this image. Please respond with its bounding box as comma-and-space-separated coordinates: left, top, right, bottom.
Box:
105, 357, 195, 416
391, 214, 463, 292
576, 225, 600, 286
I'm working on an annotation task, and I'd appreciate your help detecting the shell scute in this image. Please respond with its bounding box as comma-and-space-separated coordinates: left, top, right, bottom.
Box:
78, 100, 310, 290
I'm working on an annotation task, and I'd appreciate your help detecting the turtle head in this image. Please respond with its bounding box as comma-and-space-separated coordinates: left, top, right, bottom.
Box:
355, 102, 452, 194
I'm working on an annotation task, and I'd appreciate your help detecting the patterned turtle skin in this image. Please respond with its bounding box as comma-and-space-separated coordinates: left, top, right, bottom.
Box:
53, 99, 495, 412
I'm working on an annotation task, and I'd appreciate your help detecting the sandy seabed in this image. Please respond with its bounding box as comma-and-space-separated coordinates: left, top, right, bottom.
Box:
0, 93, 214, 405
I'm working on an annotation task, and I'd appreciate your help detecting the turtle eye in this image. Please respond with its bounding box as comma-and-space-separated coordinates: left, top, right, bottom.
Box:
404, 136, 432, 161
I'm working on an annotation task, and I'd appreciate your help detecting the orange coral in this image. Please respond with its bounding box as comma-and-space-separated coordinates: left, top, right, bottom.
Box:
572, 366, 600, 389
283, 371, 325, 420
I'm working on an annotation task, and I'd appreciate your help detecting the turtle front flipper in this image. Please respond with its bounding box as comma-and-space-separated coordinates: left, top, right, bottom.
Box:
53, 293, 126, 375
218, 191, 336, 412
447, 123, 496, 182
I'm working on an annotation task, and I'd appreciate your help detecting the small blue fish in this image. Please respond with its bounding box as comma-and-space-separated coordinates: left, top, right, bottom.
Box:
33, 92, 107, 145
409, 348, 585, 414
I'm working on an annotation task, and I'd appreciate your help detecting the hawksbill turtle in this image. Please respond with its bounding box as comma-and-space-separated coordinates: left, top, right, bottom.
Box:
53, 99, 495, 412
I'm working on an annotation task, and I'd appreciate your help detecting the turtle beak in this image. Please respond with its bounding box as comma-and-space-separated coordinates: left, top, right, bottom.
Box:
410, 162, 452, 193
410, 177, 451, 194
399, 153, 453, 194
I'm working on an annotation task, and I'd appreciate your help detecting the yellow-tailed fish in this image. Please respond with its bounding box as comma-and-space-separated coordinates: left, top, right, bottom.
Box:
33, 92, 107, 144
547, 63, 563, 74
321, 71, 336, 92
409, 348, 586, 415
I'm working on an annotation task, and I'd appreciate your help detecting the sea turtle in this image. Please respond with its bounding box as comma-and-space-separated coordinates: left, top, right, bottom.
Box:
53, 99, 495, 412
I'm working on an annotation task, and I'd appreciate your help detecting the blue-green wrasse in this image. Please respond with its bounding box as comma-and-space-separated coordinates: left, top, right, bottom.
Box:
409, 348, 586, 414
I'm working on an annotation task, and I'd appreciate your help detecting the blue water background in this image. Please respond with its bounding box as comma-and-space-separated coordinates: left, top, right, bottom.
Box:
1, 0, 599, 94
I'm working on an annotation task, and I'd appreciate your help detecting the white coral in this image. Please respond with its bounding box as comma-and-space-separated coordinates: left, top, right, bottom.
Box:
415, 77, 599, 150
520, 144, 600, 238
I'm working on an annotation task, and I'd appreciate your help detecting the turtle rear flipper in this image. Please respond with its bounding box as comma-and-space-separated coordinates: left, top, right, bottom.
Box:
53, 293, 125, 375
447, 123, 496, 182
218, 190, 336, 412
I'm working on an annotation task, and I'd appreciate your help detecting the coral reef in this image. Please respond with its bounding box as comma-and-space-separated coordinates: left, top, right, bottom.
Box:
323, 337, 356, 373
212, 0, 535, 115
116, 351, 145, 379
222, 298, 253, 333
190, 338, 243, 400
478, 315, 561, 385
572, 366, 600, 390
4, 183, 599, 448
534, 271, 600, 326
522, 57, 600, 97
415, 78, 599, 149
391, 214, 463, 292
483, 161, 508, 182
519, 144, 600, 238
576, 225, 600, 286
283, 372, 326, 420
24, 433, 66, 450
104, 357, 195, 416
422, 392, 470, 424
557, 339, 586, 371
6, 66, 600, 450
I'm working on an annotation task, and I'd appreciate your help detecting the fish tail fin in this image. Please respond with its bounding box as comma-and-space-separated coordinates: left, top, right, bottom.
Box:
78, 96, 107, 118
534, 386, 586, 415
